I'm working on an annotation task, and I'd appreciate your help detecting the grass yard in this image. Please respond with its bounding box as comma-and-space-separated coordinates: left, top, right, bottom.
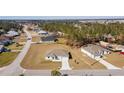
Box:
0, 52, 18, 67
6, 43, 23, 50
21, 44, 61, 70
21, 43, 106, 70
104, 52, 124, 68
57, 38, 67, 44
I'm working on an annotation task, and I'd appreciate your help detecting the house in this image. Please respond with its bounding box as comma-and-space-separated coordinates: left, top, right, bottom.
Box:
38, 30, 48, 36
100, 41, 110, 47
41, 35, 57, 43
0, 45, 4, 52
81, 44, 110, 59
5, 30, 19, 37
103, 34, 115, 42
115, 45, 124, 52
0, 35, 12, 46
45, 49, 71, 70
100, 41, 124, 52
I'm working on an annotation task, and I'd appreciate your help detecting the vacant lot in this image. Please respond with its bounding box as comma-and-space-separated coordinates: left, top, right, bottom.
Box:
32, 36, 41, 42
0, 52, 18, 67
17, 33, 26, 43
105, 52, 124, 68
21, 43, 106, 70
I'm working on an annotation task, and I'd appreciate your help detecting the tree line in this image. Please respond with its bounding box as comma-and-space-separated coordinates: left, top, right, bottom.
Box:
40, 22, 124, 46
0, 21, 23, 34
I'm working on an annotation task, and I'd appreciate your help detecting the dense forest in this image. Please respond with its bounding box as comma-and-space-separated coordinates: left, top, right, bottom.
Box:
0, 21, 23, 34
40, 22, 124, 46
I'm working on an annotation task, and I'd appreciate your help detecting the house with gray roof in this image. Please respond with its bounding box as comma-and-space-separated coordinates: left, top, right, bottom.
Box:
81, 44, 110, 59
38, 30, 48, 36
41, 35, 57, 43
45, 49, 71, 70
5, 30, 19, 37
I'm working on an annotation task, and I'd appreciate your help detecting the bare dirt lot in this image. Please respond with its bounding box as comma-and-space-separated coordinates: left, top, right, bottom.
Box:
21, 43, 106, 70
17, 33, 26, 43
105, 52, 124, 68
32, 36, 41, 42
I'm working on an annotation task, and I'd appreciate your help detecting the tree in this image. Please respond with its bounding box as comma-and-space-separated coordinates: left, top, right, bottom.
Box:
51, 70, 61, 76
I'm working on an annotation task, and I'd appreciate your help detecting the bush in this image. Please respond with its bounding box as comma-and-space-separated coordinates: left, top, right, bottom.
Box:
51, 70, 61, 76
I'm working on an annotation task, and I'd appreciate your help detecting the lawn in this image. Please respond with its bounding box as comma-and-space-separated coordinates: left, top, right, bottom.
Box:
0, 52, 18, 67
6, 43, 23, 50
21, 44, 61, 70
21, 43, 106, 70
57, 38, 67, 44
104, 52, 124, 68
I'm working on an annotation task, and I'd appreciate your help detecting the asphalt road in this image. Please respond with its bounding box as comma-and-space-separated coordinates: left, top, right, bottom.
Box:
0, 25, 32, 75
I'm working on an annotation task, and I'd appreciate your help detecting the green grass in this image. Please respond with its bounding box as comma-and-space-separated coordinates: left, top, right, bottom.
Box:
0, 52, 18, 67
6, 43, 23, 50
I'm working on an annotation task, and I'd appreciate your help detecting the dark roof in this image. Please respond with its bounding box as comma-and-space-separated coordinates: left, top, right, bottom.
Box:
41, 35, 56, 41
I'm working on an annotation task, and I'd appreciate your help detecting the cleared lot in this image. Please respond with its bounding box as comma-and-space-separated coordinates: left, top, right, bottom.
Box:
105, 52, 124, 68
17, 33, 26, 43
21, 44, 106, 70
32, 36, 41, 42
0, 52, 18, 67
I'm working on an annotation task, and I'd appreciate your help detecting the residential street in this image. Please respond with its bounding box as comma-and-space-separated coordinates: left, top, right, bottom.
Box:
0, 25, 32, 75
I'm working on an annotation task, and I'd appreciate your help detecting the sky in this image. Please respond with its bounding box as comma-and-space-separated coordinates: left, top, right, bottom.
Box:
0, 16, 124, 20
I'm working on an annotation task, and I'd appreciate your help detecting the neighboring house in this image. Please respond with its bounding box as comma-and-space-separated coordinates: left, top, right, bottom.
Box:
0, 45, 4, 52
0, 35, 12, 46
38, 30, 48, 36
5, 30, 19, 37
81, 44, 110, 59
100, 41, 110, 47
100, 41, 124, 52
115, 45, 124, 52
41, 35, 57, 43
45, 49, 71, 70
103, 34, 115, 42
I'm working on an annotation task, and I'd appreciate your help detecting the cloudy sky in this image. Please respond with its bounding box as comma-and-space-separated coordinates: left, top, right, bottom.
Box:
0, 16, 124, 20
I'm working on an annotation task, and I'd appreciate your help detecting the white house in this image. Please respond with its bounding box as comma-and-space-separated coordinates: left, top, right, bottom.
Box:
115, 45, 124, 52
81, 44, 110, 59
5, 30, 19, 37
100, 41, 110, 47
45, 49, 71, 70
38, 30, 48, 36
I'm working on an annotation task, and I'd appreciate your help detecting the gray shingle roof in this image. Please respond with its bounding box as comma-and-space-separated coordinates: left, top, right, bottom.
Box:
41, 35, 56, 41
46, 49, 69, 57
82, 44, 109, 56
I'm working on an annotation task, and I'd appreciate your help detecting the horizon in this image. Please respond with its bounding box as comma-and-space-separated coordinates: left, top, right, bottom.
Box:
0, 16, 124, 20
